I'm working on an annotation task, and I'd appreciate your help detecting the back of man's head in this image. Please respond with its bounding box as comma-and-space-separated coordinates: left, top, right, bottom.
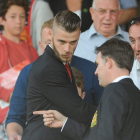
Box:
52, 10, 81, 33
95, 38, 134, 73
71, 67, 84, 92
71, 67, 85, 99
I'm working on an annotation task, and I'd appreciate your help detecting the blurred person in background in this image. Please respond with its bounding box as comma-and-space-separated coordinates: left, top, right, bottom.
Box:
129, 16, 140, 90
74, 0, 130, 63
0, 0, 38, 139
6, 19, 53, 140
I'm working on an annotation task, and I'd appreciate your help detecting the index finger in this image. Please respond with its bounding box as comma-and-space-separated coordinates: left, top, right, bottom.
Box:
33, 110, 49, 115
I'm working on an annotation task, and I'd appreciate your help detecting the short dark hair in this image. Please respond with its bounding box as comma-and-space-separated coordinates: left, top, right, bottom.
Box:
129, 16, 140, 30
53, 10, 81, 33
0, 0, 29, 20
71, 67, 84, 92
95, 38, 134, 73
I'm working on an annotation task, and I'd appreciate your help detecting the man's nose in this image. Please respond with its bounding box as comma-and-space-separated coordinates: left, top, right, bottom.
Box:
16, 16, 21, 23
95, 69, 98, 76
135, 41, 140, 51
104, 11, 111, 20
64, 44, 70, 53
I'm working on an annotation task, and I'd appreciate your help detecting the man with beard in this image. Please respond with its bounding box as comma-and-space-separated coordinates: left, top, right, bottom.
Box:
21, 10, 96, 140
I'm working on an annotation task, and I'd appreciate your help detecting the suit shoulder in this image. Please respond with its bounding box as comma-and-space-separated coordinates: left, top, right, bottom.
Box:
103, 82, 130, 99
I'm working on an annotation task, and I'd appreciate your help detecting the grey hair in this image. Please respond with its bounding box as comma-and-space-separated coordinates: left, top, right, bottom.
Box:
92, 0, 120, 9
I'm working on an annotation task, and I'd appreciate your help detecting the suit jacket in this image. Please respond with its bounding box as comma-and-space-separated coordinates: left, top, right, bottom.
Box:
61, 78, 140, 140
22, 46, 96, 140
71, 55, 104, 105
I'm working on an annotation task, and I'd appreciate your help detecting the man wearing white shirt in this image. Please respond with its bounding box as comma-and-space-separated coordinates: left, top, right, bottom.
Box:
34, 38, 140, 140
129, 16, 140, 90
74, 0, 130, 63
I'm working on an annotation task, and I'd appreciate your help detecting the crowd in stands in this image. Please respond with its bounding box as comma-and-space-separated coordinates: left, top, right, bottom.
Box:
0, 0, 140, 140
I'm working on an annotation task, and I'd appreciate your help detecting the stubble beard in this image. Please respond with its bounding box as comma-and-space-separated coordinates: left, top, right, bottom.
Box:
52, 39, 74, 63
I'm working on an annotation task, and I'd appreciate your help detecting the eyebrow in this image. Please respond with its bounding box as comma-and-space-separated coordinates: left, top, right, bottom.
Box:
10, 13, 25, 15
58, 39, 65, 42
129, 36, 140, 40
71, 40, 78, 42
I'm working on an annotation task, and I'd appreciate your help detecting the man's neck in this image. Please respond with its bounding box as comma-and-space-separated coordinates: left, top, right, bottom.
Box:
94, 25, 117, 39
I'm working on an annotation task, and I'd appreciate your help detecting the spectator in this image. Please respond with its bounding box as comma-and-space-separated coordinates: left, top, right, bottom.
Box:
129, 16, 140, 90
74, 0, 130, 63
70, 67, 86, 99
0, 0, 38, 139
71, 56, 104, 105
0, 0, 38, 74
6, 19, 53, 140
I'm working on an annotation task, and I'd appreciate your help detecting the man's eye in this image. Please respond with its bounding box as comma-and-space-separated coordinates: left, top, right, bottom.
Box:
60, 41, 64, 43
130, 40, 135, 44
99, 9, 106, 14
21, 16, 25, 18
71, 41, 76, 45
11, 16, 15, 18
111, 10, 117, 13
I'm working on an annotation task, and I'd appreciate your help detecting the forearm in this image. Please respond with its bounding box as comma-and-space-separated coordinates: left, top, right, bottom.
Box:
119, 8, 137, 25
6, 122, 23, 137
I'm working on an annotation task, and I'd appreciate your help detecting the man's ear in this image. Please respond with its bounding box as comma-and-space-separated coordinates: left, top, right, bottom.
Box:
106, 57, 113, 69
39, 41, 44, 54
81, 92, 86, 100
48, 29, 52, 40
118, 9, 123, 21
0, 17, 3, 24
50, 29, 53, 40
0, 16, 5, 26
48, 29, 52, 34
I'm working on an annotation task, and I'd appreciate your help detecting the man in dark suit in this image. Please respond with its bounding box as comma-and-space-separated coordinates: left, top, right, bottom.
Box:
21, 10, 96, 140
36, 38, 140, 140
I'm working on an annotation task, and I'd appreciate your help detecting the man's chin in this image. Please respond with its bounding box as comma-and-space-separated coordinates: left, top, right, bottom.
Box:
135, 55, 140, 63
61, 57, 72, 63
137, 58, 140, 63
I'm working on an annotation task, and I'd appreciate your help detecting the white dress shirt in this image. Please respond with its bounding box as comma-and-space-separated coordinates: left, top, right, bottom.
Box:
130, 59, 140, 90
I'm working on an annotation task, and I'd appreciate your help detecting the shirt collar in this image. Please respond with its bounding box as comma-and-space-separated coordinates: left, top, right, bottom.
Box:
87, 24, 98, 39
87, 24, 124, 39
112, 75, 130, 83
49, 44, 53, 49
112, 26, 124, 39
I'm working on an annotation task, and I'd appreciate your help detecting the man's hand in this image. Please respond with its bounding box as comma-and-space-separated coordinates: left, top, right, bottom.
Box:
33, 110, 67, 128
6, 122, 23, 140
9, 134, 22, 140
